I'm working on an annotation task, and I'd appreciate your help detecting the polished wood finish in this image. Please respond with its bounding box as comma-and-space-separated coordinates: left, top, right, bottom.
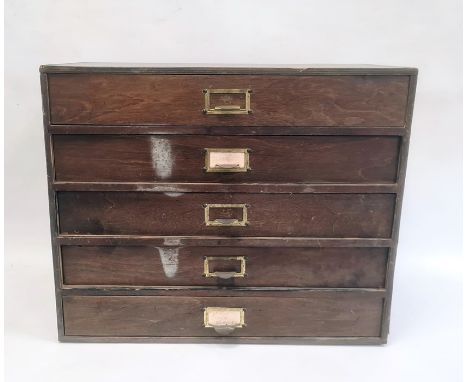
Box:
63, 294, 384, 337
40, 64, 417, 344
57, 192, 395, 237
48, 74, 409, 127
53, 135, 400, 183
61, 246, 388, 288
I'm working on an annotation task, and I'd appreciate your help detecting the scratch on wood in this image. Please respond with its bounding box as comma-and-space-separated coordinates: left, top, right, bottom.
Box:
164, 192, 184, 197
150, 137, 173, 179
163, 237, 182, 246
156, 247, 179, 278
136, 185, 189, 193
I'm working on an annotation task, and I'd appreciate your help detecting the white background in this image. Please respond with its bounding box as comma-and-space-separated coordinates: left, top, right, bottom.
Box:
4, 1, 463, 381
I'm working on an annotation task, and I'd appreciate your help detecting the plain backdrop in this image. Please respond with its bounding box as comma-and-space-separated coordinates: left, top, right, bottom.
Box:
4, 1, 463, 381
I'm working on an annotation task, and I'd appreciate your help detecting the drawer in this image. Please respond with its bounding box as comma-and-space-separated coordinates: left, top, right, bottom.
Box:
61, 246, 388, 288
53, 135, 400, 183
62, 294, 384, 337
57, 192, 395, 237
48, 74, 409, 127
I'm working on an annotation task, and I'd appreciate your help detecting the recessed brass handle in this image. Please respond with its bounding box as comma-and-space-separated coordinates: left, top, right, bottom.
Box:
204, 148, 251, 173
203, 256, 246, 279
203, 89, 252, 115
204, 307, 245, 335
204, 204, 248, 226
215, 163, 240, 169
214, 105, 241, 111
213, 272, 238, 279
211, 218, 239, 225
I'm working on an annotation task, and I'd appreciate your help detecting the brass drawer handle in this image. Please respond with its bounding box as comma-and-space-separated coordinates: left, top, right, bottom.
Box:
204, 204, 248, 226
203, 89, 252, 115
210, 218, 238, 225
204, 307, 245, 335
216, 163, 240, 169
215, 105, 241, 111
204, 148, 251, 173
203, 256, 246, 279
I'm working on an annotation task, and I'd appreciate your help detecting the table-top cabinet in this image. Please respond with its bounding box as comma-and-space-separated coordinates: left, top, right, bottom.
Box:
41, 64, 417, 344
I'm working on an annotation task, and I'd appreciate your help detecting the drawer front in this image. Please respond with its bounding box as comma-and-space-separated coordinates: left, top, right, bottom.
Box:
48, 74, 409, 127
57, 192, 395, 237
61, 246, 388, 288
53, 135, 400, 183
63, 294, 384, 337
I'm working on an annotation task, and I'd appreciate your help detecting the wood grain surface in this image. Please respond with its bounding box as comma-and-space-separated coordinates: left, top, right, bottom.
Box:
61, 246, 388, 288
48, 74, 409, 127
57, 192, 396, 237
63, 294, 384, 337
53, 135, 400, 183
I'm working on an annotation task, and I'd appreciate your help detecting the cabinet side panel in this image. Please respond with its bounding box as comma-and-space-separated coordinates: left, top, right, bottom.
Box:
41, 72, 65, 339
381, 72, 418, 340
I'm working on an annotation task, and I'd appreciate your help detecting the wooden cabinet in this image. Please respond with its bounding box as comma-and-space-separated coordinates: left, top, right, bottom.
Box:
41, 64, 417, 344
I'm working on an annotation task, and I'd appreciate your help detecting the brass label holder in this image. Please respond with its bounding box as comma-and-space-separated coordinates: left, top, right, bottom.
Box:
203, 203, 249, 227
203, 89, 252, 115
204, 307, 246, 334
204, 148, 251, 173
203, 256, 247, 279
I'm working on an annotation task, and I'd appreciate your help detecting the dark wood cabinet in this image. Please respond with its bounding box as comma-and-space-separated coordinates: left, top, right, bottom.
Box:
41, 64, 417, 344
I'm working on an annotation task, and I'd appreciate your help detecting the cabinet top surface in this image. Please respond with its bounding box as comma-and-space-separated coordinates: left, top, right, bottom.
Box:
40, 63, 417, 75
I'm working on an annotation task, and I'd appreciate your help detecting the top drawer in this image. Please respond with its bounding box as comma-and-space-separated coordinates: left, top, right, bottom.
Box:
47, 74, 410, 127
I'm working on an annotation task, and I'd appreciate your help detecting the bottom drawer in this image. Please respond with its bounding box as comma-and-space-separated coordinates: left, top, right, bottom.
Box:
62, 293, 384, 338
